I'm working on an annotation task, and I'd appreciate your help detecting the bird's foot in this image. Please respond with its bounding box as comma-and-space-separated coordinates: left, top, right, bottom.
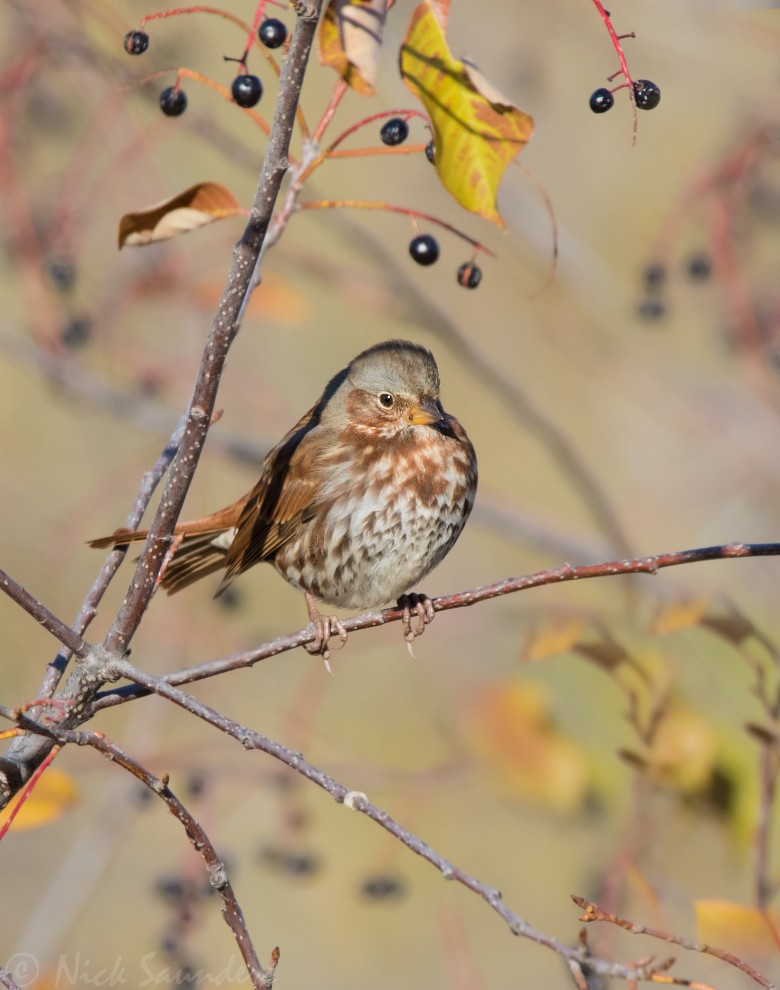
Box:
304, 593, 347, 672
397, 593, 435, 658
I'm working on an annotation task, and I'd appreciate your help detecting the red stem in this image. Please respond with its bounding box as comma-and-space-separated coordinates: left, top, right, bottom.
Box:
590, 0, 638, 143
0, 745, 60, 842
297, 199, 497, 256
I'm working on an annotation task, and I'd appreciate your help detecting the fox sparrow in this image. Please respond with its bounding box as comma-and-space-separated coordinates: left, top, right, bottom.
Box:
90, 339, 478, 659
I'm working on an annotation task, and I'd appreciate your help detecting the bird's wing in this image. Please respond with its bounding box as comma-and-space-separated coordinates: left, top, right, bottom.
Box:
220, 405, 328, 588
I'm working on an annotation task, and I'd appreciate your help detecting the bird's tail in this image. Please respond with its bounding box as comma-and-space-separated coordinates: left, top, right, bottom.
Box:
88, 526, 230, 595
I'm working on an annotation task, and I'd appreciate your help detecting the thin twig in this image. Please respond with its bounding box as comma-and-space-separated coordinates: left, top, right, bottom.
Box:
573, 896, 778, 990
0, 0, 325, 808
103, 0, 323, 658
0, 966, 22, 990
0, 744, 60, 842
0, 569, 89, 658
90, 541, 780, 710
2, 709, 276, 990
69, 669, 685, 986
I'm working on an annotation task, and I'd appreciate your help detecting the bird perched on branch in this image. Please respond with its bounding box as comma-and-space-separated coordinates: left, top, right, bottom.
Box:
90, 339, 477, 661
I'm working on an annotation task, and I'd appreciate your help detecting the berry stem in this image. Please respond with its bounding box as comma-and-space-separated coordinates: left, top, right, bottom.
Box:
244, 0, 268, 62
327, 144, 427, 161
312, 78, 347, 143
299, 109, 428, 185
136, 5, 309, 138
327, 109, 426, 156
0, 743, 61, 843
173, 68, 276, 141
142, 6, 252, 31
590, 0, 638, 143
296, 199, 497, 256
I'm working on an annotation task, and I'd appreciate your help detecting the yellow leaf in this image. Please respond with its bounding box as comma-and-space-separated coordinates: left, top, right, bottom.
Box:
695, 900, 780, 959
0, 768, 78, 832
523, 616, 586, 661
650, 597, 710, 635
464, 681, 589, 813
118, 182, 241, 248
649, 707, 717, 793
400, 2, 534, 227
319, 0, 392, 94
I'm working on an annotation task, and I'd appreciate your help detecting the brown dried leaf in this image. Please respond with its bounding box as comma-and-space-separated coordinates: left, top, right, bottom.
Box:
429, 0, 450, 28
461, 56, 516, 108
118, 182, 241, 248
574, 637, 629, 671
702, 610, 756, 645
319, 0, 391, 94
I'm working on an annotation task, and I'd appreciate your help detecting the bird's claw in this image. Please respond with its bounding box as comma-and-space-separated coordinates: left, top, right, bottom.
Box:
304, 595, 347, 672
397, 593, 435, 657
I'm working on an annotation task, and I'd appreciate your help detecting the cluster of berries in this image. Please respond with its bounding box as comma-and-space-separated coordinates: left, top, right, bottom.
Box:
589, 79, 661, 114
123, 19, 288, 115
379, 118, 482, 289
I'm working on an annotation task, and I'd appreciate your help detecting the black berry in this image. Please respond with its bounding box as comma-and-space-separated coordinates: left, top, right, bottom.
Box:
747, 182, 780, 223
409, 234, 439, 266
637, 298, 666, 321
633, 79, 661, 110
124, 30, 150, 55
61, 316, 92, 349
457, 262, 482, 289
216, 585, 242, 610
232, 74, 263, 108
642, 262, 666, 291
686, 253, 712, 281
159, 86, 187, 117
589, 88, 614, 113
282, 852, 319, 877
258, 18, 287, 48
155, 876, 187, 903
425, 140, 435, 164
186, 773, 207, 798
159, 935, 179, 957
380, 117, 409, 146
48, 258, 76, 293
137, 369, 163, 398
361, 874, 405, 901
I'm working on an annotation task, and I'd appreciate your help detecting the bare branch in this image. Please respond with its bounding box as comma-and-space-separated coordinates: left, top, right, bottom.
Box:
91, 540, 780, 711
103, 0, 323, 658
0, 966, 23, 990
0, 708, 276, 990
84, 661, 718, 985
0, 418, 187, 804
0, 569, 89, 659
573, 896, 778, 990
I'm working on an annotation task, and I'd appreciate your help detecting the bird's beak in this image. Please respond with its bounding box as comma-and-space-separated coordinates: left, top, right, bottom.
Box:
407, 397, 444, 426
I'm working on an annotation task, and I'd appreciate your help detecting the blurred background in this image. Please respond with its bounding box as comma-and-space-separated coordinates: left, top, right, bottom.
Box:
1, 1, 779, 987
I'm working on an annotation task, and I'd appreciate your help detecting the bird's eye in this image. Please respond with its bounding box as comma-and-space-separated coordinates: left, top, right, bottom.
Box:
377, 392, 394, 409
